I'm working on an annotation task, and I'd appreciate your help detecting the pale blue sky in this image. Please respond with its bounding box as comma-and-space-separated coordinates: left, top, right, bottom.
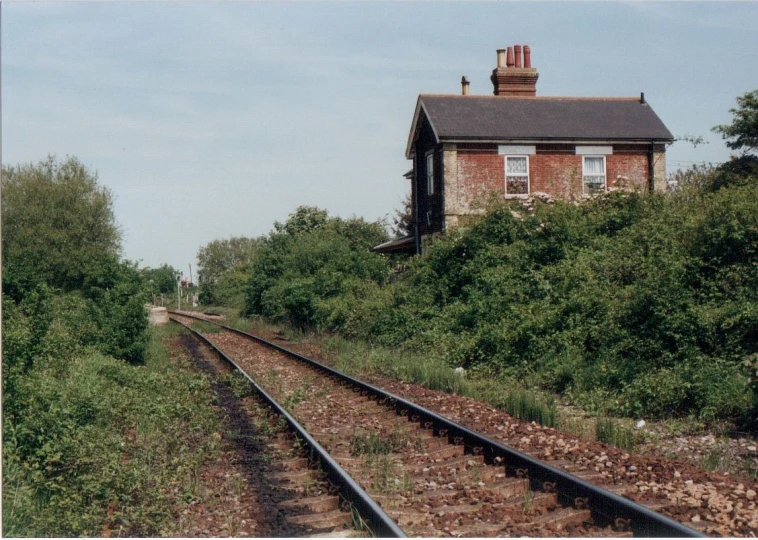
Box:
3, 2, 757, 273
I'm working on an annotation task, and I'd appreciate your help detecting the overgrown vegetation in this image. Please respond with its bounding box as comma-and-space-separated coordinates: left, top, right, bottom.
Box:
2, 326, 222, 536
211, 94, 758, 430
230, 178, 757, 428
2, 156, 221, 535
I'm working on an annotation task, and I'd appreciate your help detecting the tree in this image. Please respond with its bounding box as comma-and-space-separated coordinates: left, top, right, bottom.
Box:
197, 237, 262, 286
2, 156, 121, 294
392, 192, 413, 238
196, 237, 262, 305
141, 264, 181, 295
712, 89, 758, 155
273, 206, 329, 236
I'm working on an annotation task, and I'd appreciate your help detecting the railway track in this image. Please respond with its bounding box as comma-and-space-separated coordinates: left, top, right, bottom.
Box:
169, 310, 704, 538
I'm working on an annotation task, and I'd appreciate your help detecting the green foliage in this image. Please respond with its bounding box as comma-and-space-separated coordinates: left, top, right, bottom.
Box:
712, 89, 758, 154
2, 155, 156, 536
350, 430, 408, 456
222, 371, 254, 399
2, 327, 221, 537
498, 389, 557, 428
197, 236, 262, 305
2, 155, 121, 295
295, 184, 756, 425
245, 207, 391, 331
141, 264, 181, 295
595, 418, 636, 452
273, 205, 329, 236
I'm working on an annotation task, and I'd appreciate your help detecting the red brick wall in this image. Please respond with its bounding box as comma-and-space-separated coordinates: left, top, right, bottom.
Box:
456, 149, 504, 209
454, 144, 650, 206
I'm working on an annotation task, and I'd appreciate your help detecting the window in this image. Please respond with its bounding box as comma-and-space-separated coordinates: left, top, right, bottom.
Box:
582, 156, 606, 194
505, 156, 529, 196
426, 151, 435, 195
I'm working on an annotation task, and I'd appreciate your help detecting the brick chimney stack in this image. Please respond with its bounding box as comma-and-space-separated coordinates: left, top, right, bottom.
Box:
491, 44, 539, 97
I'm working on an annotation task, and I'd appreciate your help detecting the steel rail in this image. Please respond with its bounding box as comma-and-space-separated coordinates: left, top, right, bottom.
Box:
169, 311, 705, 538
169, 316, 406, 538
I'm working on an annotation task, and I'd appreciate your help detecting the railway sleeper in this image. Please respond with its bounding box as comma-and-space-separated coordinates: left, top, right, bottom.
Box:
512, 506, 594, 532
409, 453, 486, 474
286, 508, 354, 531
417, 443, 465, 461
280, 494, 342, 514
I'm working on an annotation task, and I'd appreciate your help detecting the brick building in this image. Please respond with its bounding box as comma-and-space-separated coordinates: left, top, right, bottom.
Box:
373, 45, 674, 255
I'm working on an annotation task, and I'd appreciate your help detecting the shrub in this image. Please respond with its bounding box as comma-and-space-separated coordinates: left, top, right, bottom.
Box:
2, 329, 221, 537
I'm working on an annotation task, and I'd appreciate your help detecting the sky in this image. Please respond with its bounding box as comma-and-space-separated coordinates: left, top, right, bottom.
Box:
3, 1, 758, 274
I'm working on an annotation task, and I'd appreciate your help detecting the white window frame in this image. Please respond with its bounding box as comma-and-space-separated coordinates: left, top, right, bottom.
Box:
426, 151, 435, 195
582, 155, 607, 195
504, 155, 530, 197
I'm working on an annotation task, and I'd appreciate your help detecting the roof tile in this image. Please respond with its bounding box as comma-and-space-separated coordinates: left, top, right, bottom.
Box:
418, 95, 673, 142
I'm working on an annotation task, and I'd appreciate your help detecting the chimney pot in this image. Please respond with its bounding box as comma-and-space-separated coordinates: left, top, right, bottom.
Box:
461, 76, 470, 96
492, 44, 538, 97
496, 49, 506, 68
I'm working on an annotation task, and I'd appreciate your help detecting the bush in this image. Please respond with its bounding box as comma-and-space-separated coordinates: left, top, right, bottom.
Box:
245, 208, 391, 331
2, 329, 221, 537
231, 174, 758, 426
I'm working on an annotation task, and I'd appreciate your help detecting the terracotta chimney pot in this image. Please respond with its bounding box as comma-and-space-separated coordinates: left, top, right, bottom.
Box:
524, 45, 532, 68
514, 45, 522, 68
506, 46, 515, 68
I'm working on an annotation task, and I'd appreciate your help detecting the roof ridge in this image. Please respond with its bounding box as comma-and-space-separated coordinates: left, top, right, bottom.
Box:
420, 94, 642, 101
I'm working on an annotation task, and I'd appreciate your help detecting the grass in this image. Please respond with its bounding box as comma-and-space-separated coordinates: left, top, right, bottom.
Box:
362, 453, 413, 495
350, 429, 409, 457
323, 335, 561, 427
595, 417, 636, 452
282, 387, 307, 411
223, 371, 254, 398
191, 308, 666, 453
191, 320, 225, 334
2, 325, 224, 537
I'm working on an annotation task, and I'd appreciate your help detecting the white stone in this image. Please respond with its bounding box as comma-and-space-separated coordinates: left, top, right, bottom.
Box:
148, 306, 169, 326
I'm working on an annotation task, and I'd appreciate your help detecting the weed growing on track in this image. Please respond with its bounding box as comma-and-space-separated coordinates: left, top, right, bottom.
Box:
522, 487, 534, 514
192, 320, 225, 334
507, 390, 556, 427
282, 388, 307, 411
350, 430, 409, 456
223, 371, 254, 398
363, 454, 413, 495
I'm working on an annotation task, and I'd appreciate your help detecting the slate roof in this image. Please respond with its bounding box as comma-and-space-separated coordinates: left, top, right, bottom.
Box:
407, 95, 673, 157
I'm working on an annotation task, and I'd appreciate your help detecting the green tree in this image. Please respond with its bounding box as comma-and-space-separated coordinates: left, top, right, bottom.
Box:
392, 192, 413, 238
2, 156, 121, 295
273, 205, 329, 236
245, 210, 390, 330
141, 264, 181, 295
712, 89, 758, 155
196, 236, 262, 305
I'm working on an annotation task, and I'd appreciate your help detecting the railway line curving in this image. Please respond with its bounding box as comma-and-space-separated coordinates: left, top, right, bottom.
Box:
169, 310, 705, 538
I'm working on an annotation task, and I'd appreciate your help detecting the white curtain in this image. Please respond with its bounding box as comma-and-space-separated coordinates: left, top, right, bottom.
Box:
507, 157, 527, 174
584, 157, 605, 174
